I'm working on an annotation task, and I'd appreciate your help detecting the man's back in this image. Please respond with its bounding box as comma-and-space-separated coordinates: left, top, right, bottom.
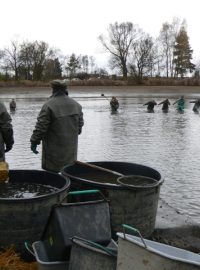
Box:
31, 91, 84, 172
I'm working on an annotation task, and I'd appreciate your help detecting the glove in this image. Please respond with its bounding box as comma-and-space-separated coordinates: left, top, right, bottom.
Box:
5, 144, 12, 153
31, 143, 39, 154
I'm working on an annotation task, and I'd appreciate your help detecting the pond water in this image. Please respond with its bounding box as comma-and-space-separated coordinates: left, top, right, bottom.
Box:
0, 182, 58, 198
2, 87, 200, 224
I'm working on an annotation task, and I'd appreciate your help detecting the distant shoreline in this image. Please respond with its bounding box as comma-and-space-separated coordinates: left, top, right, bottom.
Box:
0, 85, 200, 102
0, 85, 200, 95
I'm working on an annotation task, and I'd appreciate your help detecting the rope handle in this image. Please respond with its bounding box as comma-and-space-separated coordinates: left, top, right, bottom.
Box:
122, 224, 147, 249
71, 236, 117, 257
24, 241, 35, 257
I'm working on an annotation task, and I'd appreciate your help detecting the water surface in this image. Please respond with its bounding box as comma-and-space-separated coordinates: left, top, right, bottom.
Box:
2, 87, 200, 223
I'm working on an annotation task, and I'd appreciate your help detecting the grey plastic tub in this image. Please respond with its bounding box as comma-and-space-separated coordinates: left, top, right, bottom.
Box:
41, 192, 111, 262
62, 161, 164, 237
32, 241, 69, 270
69, 237, 117, 270
32, 190, 112, 269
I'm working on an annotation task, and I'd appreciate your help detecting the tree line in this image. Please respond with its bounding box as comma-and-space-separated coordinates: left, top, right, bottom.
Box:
0, 17, 198, 82
0, 40, 100, 81
99, 18, 196, 82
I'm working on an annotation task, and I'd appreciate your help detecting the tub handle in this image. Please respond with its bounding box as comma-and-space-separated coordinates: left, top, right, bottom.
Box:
24, 241, 35, 257
69, 189, 100, 195
122, 224, 147, 249
59, 189, 107, 203
71, 236, 117, 257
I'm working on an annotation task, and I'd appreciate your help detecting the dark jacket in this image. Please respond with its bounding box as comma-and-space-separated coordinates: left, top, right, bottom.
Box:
144, 100, 157, 111
0, 102, 14, 160
30, 91, 84, 172
158, 99, 170, 111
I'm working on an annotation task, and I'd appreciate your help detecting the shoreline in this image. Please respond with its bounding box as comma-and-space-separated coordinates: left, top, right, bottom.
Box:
152, 198, 200, 253
0, 85, 200, 95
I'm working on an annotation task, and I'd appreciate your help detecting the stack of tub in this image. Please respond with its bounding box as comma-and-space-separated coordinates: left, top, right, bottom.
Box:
32, 190, 118, 270
61, 161, 164, 237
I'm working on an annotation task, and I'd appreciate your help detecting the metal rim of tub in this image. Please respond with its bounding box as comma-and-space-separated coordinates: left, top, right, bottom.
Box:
62, 161, 164, 190
117, 175, 160, 189
0, 170, 71, 202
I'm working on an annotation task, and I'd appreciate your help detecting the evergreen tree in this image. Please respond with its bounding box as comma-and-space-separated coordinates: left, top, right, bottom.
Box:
173, 26, 195, 78
43, 58, 62, 80
65, 53, 81, 78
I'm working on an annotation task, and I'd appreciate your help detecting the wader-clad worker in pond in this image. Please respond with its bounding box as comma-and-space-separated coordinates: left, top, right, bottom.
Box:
30, 80, 84, 173
158, 99, 170, 112
0, 101, 14, 161
173, 96, 185, 112
110, 96, 119, 111
9, 99, 16, 111
190, 99, 200, 113
143, 100, 157, 112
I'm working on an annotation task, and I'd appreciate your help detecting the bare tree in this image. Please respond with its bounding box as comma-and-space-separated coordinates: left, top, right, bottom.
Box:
99, 22, 140, 78
2, 40, 22, 80
89, 56, 96, 74
129, 34, 154, 81
81, 55, 89, 73
158, 17, 182, 77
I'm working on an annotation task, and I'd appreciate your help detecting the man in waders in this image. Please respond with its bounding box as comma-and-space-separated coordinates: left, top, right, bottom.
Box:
173, 96, 185, 112
110, 96, 119, 111
30, 80, 84, 173
190, 99, 200, 113
143, 100, 157, 112
158, 99, 170, 112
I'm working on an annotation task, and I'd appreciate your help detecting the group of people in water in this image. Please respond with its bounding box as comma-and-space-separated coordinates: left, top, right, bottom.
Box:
143, 96, 200, 113
107, 95, 200, 114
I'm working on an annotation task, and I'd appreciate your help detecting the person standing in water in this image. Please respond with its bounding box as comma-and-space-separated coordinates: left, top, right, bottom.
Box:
30, 80, 84, 173
190, 99, 200, 113
110, 96, 119, 111
173, 96, 185, 112
9, 99, 16, 112
143, 100, 157, 112
158, 99, 170, 112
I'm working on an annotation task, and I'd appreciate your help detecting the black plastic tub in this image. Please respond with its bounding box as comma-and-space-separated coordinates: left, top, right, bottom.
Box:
0, 170, 70, 258
62, 161, 164, 237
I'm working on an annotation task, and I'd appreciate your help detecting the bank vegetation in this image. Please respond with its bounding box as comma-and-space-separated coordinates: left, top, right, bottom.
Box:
0, 17, 200, 87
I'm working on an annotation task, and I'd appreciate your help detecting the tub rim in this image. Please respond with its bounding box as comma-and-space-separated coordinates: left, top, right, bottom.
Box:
0, 169, 70, 202
62, 161, 164, 190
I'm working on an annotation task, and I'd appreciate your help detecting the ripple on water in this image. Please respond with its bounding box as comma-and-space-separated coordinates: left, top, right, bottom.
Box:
4, 93, 200, 224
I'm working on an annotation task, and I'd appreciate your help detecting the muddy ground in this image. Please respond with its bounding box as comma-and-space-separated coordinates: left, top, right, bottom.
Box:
152, 198, 200, 253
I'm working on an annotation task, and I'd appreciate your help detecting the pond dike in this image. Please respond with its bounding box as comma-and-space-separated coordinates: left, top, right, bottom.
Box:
151, 198, 200, 253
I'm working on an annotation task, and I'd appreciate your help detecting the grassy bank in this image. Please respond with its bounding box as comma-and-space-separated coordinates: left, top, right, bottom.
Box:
1, 77, 200, 88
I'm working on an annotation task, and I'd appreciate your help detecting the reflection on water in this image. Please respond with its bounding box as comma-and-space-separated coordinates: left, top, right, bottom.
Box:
0, 182, 58, 198
2, 89, 200, 223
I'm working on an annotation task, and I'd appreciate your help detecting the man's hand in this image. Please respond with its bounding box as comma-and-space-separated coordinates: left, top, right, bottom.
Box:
31, 143, 39, 154
5, 144, 12, 153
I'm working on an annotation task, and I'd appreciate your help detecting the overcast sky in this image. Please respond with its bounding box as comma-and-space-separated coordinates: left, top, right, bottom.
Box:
1, 0, 200, 67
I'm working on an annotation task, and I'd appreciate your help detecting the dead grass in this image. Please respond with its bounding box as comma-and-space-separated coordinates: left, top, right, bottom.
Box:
0, 77, 200, 87
0, 247, 37, 270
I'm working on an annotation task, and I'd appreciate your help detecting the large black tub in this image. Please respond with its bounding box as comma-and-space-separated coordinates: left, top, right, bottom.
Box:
0, 170, 70, 258
62, 161, 164, 237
